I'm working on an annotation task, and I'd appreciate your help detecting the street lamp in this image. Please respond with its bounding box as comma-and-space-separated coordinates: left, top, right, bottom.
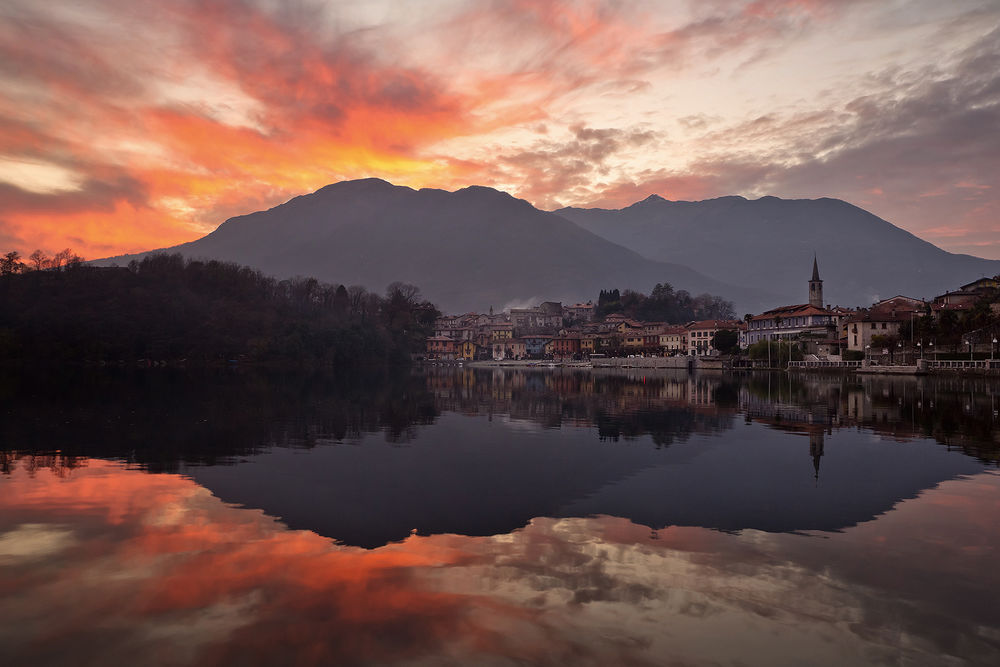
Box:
965, 338, 973, 361
865, 344, 870, 366
917, 340, 923, 359
929, 340, 934, 362
993, 337, 997, 361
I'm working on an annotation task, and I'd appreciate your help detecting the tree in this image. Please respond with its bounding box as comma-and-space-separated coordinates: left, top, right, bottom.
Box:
711, 329, 739, 354
1, 251, 24, 275
28, 250, 48, 271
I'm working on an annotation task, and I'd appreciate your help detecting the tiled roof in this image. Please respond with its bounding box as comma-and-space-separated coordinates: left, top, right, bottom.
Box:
751, 304, 830, 320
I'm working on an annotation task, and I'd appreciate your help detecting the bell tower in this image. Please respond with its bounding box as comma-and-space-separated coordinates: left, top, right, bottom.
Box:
809, 254, 824, 308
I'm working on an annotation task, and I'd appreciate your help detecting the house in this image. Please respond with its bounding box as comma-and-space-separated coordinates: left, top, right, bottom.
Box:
747, 304, 836, 344
521, 335, 553, 358
457, 340, 479, 361
550, 334, 581, 359
426, 336, 458, 360
845, 297, 924, 353
686, 319, 740, 356
490, 322, 514, 340
492, 338, 526, 360
659, 325, 687, 354
510, 306, 562, 332
563, 302, 595, 323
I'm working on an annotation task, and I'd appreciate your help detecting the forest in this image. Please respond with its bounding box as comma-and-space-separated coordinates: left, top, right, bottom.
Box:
0, 252, 439, 366
595, 283, 735, 323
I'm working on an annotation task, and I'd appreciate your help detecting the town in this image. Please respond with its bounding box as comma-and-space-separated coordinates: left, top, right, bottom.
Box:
425, 257, 1000, 372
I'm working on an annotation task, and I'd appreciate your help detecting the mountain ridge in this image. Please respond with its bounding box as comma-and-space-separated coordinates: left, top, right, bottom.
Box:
98, 180, 773, 314
555, 194, 1000, 308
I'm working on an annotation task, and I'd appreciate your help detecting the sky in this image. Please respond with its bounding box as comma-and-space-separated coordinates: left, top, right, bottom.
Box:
0, 0, 998, 260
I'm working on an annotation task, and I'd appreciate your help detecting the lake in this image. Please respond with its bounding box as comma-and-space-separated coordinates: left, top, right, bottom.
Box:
1, 367, 999, 666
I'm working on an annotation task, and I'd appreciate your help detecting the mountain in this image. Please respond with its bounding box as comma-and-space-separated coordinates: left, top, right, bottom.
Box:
98, 179, 773, 314
556, 195, 1000, 309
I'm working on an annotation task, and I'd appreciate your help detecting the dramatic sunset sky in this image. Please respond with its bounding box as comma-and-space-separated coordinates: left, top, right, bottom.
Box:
1, 0, 998, 259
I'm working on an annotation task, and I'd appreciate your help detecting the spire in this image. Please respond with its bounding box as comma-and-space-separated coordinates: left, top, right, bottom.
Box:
808, 254, 824, 308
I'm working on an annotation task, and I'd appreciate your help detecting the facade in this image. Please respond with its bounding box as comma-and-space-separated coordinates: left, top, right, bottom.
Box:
747, 304, 837, 344
521, 335, 552, 357
686, 319, 740, 356
492, 339, 527, 360
457, 340, 479, 360
659, 325, 687, 354
510, 307, 562, 332
563, 302, 595, 323
550, 335, 581, 359
845, 296, 924, 352
426, 336, 458, 360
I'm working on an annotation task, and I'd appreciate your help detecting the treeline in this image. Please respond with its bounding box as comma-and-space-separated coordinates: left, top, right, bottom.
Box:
2, 248, 84, 274
596, 283, 735, 322
0, 253, 439, 366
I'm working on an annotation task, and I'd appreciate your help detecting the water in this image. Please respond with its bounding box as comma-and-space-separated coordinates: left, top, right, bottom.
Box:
1, 368, 998, 666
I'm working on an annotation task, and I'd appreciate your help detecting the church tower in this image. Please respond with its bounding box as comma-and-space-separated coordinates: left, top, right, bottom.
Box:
808, 254, 824, 308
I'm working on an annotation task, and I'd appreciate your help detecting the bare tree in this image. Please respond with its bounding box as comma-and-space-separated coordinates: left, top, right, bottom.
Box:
50, 248, 75, 270
28, 250, 48, 271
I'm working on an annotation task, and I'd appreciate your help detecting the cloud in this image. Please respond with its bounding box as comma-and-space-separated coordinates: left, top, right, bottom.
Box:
577, 24, 1000, 251
0, 0, 997, 258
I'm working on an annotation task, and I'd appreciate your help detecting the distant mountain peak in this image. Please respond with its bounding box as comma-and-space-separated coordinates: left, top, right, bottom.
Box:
314, 177, 403, 194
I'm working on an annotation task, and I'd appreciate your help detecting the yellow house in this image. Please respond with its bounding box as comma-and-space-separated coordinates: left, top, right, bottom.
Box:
458, 340, 478, 360
491, 323, 514, 341
623, 332, 644, 349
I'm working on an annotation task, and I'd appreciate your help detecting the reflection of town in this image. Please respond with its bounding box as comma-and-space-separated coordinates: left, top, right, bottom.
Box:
424, 367, 735, 447
424, 368, 1000, 466
3, 368, 998, 481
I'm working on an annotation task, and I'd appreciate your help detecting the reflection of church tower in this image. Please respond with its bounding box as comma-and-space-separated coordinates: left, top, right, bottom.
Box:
808, 255, 824, 308
809, 430, 824, 481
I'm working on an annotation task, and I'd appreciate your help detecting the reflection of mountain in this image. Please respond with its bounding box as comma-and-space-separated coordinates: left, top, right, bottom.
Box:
3, 368, 996, 548
192, 369, 988, 547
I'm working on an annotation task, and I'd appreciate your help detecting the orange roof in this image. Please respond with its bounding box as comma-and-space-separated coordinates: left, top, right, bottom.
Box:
750, 304, 830, 321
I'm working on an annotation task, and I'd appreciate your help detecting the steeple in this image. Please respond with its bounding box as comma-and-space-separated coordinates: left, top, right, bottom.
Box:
808, 254, 824, 308
809, 430, 824, 483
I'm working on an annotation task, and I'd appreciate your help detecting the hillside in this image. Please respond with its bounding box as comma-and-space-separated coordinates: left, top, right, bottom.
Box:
99, 179, 773, 314
556, 195, 1000, 309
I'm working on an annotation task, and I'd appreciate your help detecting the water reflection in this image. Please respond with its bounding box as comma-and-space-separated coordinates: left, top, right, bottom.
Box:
1, 460, 997, 666
3, 369, 999, 549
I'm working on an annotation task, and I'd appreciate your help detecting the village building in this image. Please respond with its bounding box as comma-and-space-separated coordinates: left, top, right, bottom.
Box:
425, 336, 458, 360
686, 319, 740, 356
563, 302, 595, 323
457, 340, 479, 361
550, 334, 581, 359
745, 257, 841, 354
845, 296, 925, 353
510, 303, 563, 332
521, 335, 553, 358
492, 338, 527, 360
659, 325, 687, 354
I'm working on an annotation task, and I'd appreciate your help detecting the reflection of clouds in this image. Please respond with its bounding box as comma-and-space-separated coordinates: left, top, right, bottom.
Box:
0, 462, 998, 666
499, 416, 544, 433
0, 523, 75, 561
